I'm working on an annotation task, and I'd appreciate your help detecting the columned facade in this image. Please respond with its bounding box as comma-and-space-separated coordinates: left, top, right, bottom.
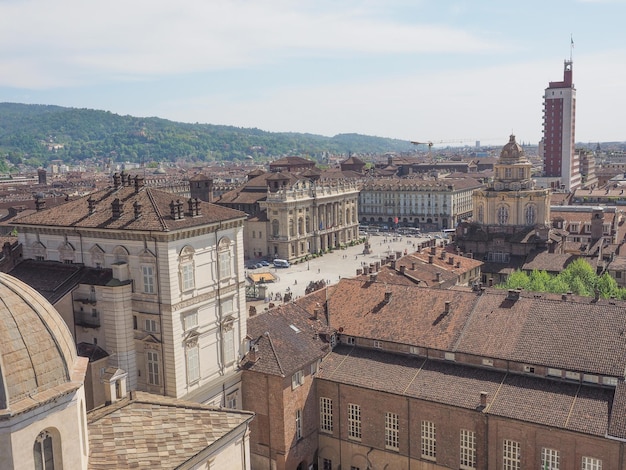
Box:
260, 179, 359, 261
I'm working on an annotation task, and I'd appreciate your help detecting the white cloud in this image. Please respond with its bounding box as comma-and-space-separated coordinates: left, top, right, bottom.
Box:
0, 0, 502, 88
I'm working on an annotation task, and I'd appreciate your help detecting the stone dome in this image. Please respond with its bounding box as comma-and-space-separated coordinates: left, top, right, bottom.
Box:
498, 134, 528, 164
0, 272, 78, 413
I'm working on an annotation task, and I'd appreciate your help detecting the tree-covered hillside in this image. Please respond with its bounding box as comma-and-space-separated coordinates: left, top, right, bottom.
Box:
0, 103, 414, 168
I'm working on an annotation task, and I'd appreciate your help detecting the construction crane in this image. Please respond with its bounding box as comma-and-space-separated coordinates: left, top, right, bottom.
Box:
410, 139, 474, 158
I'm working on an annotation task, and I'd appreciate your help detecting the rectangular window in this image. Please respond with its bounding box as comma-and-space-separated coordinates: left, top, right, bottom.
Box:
295, 409, 302, 440
226, 390, 238, 409
292, 370, 304, 389
184, 311, 198, 331
385, 412, 399, 451
186, 344, 200, 384
348, 403, 361, 440
582, 457, 602, 470
374, 340, 383, 349
346, 336, 355, 345
460, 429, 476, 469
182, 263, 194, 291
444, 352, 455, 361
310, 359, 320, 375
421, 421, 436, 460
503, 440, 520, 470
219, 251, 231, 279
482, 358, 494, 367
223, 328, 235, 365
320, 397, 333, 433
322, 459, 332, 470
409, 346, 420, 355
142, 265, 155, 294
541, 448, 559, 470
565, 371, 581, 381
144, 318, 158, 333
147, 351, 160, 386
547, 368, 562, 377
603, 377, 618, 386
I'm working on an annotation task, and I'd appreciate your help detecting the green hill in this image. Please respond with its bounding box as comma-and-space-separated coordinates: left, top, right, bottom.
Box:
0, 102, 413, 168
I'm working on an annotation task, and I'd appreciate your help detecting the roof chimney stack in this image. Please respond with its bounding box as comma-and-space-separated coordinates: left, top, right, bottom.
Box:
444, 301, 451, 314
384, 291, 392, 303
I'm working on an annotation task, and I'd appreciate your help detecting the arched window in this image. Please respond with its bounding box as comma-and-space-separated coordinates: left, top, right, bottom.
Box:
272, 219, 279, 237
34, 430, 55, 470
497, 205, 509, 225
477, 204, 484, 223
113, 245, 129, 264
305, 216, 311, 233
525, 204, 537, 226
289, 219, 295, 237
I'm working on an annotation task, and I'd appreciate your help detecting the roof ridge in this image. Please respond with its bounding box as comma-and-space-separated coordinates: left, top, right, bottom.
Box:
145, 188, 169, 232
265, 332, 285, 376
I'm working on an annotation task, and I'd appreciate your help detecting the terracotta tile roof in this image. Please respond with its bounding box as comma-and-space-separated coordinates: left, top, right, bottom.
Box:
13, 185, 245, 232
486, 373, 611, 436
242, 300, 331, 377
608, 382, 626, 438
455, 289, 626, 376
327, 278, 476, 350
318, 346, 613, 437
522, 251, 579, 272
87, 391, 254, 470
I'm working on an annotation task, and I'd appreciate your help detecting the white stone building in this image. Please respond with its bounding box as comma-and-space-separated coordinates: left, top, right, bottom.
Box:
12, 173, 248, 407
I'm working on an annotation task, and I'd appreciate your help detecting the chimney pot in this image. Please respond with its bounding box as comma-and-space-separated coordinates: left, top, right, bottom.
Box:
400, 265, 406, 274
480, 391, 488, 407
429, 255, 434, 264
384, 291, 392, 303
444, 301, 451, 313
411, 262, 416, 270
436, 272, 442, 282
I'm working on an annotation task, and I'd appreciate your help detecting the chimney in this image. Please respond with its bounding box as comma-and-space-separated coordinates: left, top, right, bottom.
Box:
120, 171, 128, 186
430, 246, 436, 255
112, 172, 121, 189
400, 265, 406, 274
444, 301, 451, 314
436, 272, 442, 282
34, 194, 46, 211
133, 201, 142, 219
411, 262, 416, 270
507, 289, 521, 301
248, 344, 260, 363
356, 268, 363, 276
111, 198, 123, 219
448, 256, 454, 265
384, 291, 392, 303
248, 305, 257, 317
369, 273, 378, 282
88, 196, 96, 215
480, 391, 488, 408
429, 255, 434, 264
134, 176, 144, 193
456, 261, 461, 268
170, 200, 184, 220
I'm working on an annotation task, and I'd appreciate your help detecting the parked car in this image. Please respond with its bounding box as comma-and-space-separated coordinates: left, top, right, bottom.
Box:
273, 259, 290, 268
259, 260, 270, 266
254, 263, 264, 269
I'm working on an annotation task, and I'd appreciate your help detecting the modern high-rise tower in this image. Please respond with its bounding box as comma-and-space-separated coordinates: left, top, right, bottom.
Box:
542, 60, 580, 191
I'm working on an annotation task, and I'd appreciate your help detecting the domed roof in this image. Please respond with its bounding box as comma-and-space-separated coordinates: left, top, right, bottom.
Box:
0, 272, 79, 413
498, 134, 528, 164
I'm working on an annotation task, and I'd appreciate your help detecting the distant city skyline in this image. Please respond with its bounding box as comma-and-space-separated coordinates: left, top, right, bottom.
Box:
2, 0, 626, 145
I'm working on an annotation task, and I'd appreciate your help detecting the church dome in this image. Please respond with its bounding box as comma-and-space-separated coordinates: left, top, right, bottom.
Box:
0, 272, 78, 413
498, 134, 528, 164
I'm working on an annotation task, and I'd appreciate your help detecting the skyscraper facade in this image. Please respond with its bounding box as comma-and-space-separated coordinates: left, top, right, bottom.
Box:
542, 60, 580, 191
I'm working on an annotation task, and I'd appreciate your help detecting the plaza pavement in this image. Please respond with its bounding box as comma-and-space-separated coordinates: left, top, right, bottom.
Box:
246, 233, 445, 311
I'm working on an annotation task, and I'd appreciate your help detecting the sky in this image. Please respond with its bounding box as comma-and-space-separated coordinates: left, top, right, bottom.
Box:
1, 0, 626, 146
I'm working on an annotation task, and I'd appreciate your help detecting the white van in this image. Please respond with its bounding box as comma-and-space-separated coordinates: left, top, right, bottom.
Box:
273, 259, 290, 268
